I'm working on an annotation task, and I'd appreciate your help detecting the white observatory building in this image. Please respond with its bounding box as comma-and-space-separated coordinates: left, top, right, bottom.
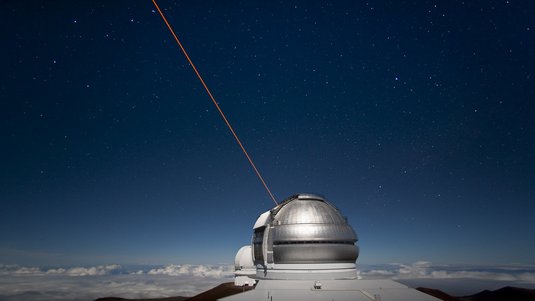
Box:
234, 245, 256, 286
225, 193, 440, 301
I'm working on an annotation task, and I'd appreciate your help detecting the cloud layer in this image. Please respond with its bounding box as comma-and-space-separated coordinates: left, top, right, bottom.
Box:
0, 264, 122, 277
0, 264, 233, 301
147, 264, 233, 278
0, 263, 233, 278
1, 262, 535, 300
358, 261, 535, 283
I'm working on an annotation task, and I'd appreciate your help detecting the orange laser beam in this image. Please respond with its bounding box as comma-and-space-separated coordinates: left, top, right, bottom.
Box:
151, 0, 278, 205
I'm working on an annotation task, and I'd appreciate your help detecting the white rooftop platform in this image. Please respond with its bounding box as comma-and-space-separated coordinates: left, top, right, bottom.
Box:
220, 279, 440, 301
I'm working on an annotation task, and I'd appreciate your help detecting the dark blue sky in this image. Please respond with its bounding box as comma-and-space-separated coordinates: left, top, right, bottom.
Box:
1, 0, 534, 266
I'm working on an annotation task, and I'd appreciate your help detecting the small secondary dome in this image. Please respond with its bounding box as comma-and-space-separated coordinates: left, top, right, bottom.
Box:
235, 245, 255, 271
234, 245, 256, 286
251, 193, 359, 280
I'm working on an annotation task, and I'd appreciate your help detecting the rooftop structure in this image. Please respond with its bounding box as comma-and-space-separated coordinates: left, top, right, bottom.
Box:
234, 245, 256, 286
252, 193, 359, 280
226, 193, 440, 301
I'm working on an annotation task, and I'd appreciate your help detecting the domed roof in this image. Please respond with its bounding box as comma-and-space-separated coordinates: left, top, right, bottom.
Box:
252, 193, 359, 276
272, 193, 349, 225
234, 245, 254, 271
269, 193, 358, 244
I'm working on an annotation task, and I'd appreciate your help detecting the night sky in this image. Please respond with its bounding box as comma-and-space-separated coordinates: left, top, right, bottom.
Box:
1, 1, 534, 268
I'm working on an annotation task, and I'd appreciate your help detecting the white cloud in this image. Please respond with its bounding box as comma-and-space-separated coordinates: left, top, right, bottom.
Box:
192, 265, 232, 278
362, 269, 395, 276
1, 262, 534, 301
518, 273, 535, 283
46, 264, 122, 276
148, 264, 190, 276
147, 264, 233, 278
0, 274, 206, 301
358, 262, 535, 284
0, 264, 122, 277
0, 264, 44, 276
0, 263, 234, 301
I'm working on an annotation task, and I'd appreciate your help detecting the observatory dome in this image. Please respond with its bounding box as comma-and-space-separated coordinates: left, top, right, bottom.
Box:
234, 245, 256, 286
251, 193, 359, 280
235, 245, 255, 271
228, 194, 441, 300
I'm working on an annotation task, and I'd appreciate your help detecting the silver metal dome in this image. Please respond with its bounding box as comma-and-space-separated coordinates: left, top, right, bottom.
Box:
252, 193, 359, 279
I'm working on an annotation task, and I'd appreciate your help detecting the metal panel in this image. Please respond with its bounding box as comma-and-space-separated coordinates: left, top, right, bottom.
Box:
252, 227, 265, 264
253, 211, 271, 229
250, 193, 361, 279
273, 244, 358, 264
272, 223, 357, 242
274, 199, 348, 225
